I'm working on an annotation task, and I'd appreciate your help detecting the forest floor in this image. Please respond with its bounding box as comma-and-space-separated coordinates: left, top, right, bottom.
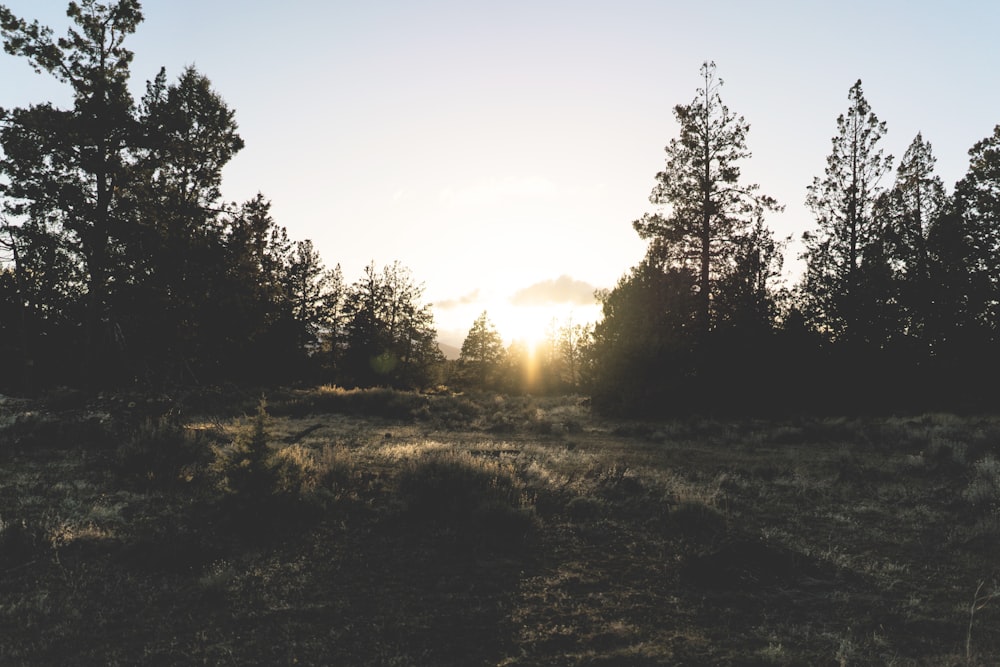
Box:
1, 387, 1000, 665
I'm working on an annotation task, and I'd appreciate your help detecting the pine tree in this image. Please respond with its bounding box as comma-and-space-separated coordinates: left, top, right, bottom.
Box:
634, 61, 780, 333
881, 133, 947, 342
802, 80, 893, 342
458, 311, 506, 388
0, 1, 144, 381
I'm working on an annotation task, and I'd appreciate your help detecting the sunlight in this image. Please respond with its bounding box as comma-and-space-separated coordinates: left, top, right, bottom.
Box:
494, 306, 550, 350
489, 302, 597, 350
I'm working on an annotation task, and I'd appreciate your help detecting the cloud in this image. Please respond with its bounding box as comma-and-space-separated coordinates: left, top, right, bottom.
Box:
509, 275, 598, 307
435, 288, 481, 310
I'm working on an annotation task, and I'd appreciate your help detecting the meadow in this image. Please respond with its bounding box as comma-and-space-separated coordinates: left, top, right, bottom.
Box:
1, 387, 999, 665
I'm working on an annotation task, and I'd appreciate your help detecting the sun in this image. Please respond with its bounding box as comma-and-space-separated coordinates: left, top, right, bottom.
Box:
493, 304, 552, 350
487, 301, 600, 352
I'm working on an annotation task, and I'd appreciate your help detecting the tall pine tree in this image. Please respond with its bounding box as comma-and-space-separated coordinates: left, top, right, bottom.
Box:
802, 80, 893, 343
633, 61, 780, 334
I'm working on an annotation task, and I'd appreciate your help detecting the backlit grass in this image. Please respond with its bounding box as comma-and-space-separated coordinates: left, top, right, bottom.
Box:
1, 390, 999, 664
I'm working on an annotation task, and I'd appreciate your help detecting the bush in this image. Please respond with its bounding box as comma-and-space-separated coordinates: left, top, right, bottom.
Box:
115, 414, 205, 487
395, 451, 535, 547
211, 399, 277, 502
964, 456, 1000, 514
212, 399, 351, 519
269, 386, 428, 421
271, 443, 351, 503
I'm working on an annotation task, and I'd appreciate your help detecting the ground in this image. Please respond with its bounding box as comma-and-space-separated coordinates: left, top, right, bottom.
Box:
1, 387, 999, 665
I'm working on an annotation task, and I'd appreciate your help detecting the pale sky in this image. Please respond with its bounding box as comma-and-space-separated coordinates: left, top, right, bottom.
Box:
2, 1, 999, 347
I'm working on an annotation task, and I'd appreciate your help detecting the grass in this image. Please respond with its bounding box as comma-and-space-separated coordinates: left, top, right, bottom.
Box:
1, 390, 999, 664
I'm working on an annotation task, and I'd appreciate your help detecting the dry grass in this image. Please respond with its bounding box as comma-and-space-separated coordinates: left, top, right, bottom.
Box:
1, 391, 999, 664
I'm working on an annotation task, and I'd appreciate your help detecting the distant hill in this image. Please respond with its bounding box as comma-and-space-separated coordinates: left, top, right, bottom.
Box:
438, 341, 461, 360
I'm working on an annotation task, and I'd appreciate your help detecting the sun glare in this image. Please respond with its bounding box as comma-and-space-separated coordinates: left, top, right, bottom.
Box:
489, 302, 600, 352
495, 307, 549, 349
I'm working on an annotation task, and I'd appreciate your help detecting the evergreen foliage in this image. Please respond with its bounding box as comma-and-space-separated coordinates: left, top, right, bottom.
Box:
458, 311, 506, 388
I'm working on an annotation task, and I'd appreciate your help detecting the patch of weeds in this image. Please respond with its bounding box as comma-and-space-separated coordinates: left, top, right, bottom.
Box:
593, 463, 646, 500
585, 462, 674, 523
666, 500, 728, 547
528, 417, 555, 435
486, 414, 518, 434
115, 414, 207, 488
271, 443, 352, 505
966, 421, 1000, 462
964, 456, 1000, 515
396, 450, 536, 549
565, 495, 604, 522
426, 393, 482, 428
922, 437, 968, 474
270, 386, 430, 421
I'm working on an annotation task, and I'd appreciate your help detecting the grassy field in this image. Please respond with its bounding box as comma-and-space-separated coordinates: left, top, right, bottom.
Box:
2, 387, 999, 665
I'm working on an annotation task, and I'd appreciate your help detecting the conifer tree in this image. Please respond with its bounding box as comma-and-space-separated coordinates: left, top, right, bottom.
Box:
802, 80, 893, 342
458, 311, 506, 388
634, 61, 780, 333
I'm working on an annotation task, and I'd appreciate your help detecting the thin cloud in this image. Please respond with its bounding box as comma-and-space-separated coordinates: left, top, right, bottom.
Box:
436, 288, 481, 310
509, 275, 598, 307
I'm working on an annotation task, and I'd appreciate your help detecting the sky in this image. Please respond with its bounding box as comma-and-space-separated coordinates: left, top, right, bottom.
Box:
2, 1, 999, 348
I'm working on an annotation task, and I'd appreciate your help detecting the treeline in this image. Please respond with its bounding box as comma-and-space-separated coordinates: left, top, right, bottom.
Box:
456, 62, 1000, 415
2, 3, 999, 417
586, 64, 1000, 415
0, 2, 442, 392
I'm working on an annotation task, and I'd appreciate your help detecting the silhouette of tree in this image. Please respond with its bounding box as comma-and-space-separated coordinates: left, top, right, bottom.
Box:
556, 319, 590, 392
633, 61, 780, 333
0, 1, 144, 382
343, 261, 442, 388
320, 263, 347, 376
118, 67, 245, 382
925, 126, 1000, 376
284, 239, 336, 356
713, 218, 786, 334
802, 80, 893, 343
877, 133, 948, 345
589, 261, 699, 414
952, 125, 1000, 333
458, 311, 506, 388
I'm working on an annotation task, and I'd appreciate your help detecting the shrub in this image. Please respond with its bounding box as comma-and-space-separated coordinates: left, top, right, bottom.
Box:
212, 400, 353, 519
115, 414, 204, 487
395, 451, 535, 547
269, 386, 428, 421
964, 456, 1000, 514
271, 443, 351, 503
211, 399, 277, 501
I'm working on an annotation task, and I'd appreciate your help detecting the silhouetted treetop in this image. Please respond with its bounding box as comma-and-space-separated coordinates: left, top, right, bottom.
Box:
633, 61, 781, 333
